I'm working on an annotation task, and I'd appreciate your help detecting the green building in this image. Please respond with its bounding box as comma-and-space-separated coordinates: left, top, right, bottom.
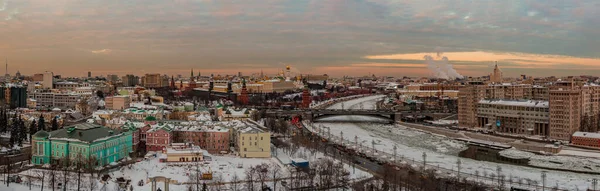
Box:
31, 123, 133, 167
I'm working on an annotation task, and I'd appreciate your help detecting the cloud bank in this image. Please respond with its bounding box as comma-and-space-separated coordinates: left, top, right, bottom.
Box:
0, 0, 598, 77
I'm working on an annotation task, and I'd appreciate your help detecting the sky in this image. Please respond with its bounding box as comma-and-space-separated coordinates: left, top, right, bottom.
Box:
0, 0, 599, 78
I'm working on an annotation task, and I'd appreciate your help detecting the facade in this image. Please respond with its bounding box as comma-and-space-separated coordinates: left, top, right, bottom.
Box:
146, 123, 173, 151
122, 75, 139, 87
458, 84, 486, 128
236, 124, 271, 158
54, 82, 80, 91
172, 129, 230, 154
477, 99, 549, 136
107, 74, 119, 83
43, 72, 54, 89
489, 63, 502, 83
144, 73, 163, 88
30, 91, 81, 109
261, 80, 296, 93
31, 123, 133, 167
105, 96, 131, 110
571, 132, 600, 148
162, 143, 205, 162
0, 85, 27, 109
548, 81, 600, 141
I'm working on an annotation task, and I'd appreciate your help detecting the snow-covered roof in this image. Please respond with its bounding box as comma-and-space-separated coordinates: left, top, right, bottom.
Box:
478, 99, 549, 108
572, 131, 600, 139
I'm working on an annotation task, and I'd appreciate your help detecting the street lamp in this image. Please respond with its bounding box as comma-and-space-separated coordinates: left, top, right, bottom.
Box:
422, 152, 427, 170
541, 171, 547, 191
497, 166, 502, 186
393, 145, 397, 163
457, 159, 462, 182
340, 131, 344, 145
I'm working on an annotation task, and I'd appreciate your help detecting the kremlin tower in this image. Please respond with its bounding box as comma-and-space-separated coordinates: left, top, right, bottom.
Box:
238, 78, 249, 105
301, 78, 311, 108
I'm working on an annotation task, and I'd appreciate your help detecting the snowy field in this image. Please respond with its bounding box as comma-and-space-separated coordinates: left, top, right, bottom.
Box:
315, 95, 600, 190
6, 155, 283, 191
110, 155, 283, 190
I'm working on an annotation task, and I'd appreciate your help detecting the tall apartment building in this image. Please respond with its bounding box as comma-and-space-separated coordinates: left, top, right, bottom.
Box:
107, 74, 119, 83
43, 72, 54, 89
105, 95, 131, 110
122, 75, 139, 87
0, 85, 27, 109
477, 100, 549, 136
459, 82, 549, 129
548, 81, 600, 141
458, 82, 487, 128
144, 74, 162, 88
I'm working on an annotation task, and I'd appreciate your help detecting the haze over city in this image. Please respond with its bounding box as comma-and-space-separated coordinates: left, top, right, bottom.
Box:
1, 0, 599, 77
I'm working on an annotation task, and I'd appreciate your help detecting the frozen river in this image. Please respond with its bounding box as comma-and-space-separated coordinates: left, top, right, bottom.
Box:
315, 95, 597, 190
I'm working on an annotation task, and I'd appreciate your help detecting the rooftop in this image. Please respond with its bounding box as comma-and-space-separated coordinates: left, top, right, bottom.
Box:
573, 131, 600, 139
44, 123, 125, 143
478, 99, 549, 108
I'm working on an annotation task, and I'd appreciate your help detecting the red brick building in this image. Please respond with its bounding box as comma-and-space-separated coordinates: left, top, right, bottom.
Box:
146, 124, 173, 152
173, 129, 230, 154
571, 131, 600, 148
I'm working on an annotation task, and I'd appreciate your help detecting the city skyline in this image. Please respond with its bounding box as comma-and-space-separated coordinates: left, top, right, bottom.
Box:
1, 0, 599, 77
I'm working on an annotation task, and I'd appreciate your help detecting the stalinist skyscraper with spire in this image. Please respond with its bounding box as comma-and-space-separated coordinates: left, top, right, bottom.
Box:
489, 61, 502, 83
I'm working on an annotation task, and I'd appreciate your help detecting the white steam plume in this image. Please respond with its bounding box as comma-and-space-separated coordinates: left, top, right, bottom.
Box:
423, 50, 463, 80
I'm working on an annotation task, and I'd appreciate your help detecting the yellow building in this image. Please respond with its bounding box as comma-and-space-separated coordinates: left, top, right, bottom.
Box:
236, 122, 271, 158
162, 143, 205, 162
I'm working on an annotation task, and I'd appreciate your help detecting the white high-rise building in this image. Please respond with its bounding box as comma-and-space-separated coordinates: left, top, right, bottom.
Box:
43, 71, 54, 89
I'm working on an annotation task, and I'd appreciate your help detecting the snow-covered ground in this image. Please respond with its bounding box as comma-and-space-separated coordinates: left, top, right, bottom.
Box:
110, 155, 283, 190
315, 95, 599, 190
274, 146, 373, 181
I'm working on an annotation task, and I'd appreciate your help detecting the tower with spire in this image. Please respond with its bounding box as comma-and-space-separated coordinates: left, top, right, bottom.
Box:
489, 61, 503, 83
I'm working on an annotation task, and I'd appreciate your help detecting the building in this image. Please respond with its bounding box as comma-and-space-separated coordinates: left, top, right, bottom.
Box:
43, 72, 54, 89
261, 80, 296, 93
107, 74, 119, 83
54, 81, 80, 91
33, 74, 44, 82
548, 81, 600, 141
571, 132, 600, 148
458, 83, 486, 128
31, 123, 133, 167
144, 74, 163, 88
477, 99, 549, 136
236, 122, 271, 158
105, 96, 131, 110
161, 143, 205, 162
0, 85, 27, 109
146, 122, 173, 152
29, 91, 81, 109
122, 75, 139, 87
489, 63, 502, 83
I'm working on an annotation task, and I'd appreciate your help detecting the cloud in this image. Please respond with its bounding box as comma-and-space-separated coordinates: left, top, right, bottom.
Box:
0, 0, 599, 77
91, 49, 112, 54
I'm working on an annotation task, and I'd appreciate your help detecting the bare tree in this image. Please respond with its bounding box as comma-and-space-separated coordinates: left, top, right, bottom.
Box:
270, 164, 282, 191
230, 174, 240, 191
75, 153, 84, 191
86, 157, 99, 191
49, 163, 58, 191
256, 163, 270, 190
59, 156, 72, 190
244, 166, 257, 191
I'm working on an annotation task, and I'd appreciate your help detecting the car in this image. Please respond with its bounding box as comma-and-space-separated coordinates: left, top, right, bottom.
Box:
353, 160, 362, 164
